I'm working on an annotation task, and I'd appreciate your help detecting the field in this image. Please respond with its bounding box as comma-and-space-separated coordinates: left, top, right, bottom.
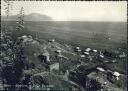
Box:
5, 21, 127, 50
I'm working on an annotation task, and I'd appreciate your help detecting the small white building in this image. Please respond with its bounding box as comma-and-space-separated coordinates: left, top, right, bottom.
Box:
77, 49, 81, 52
49, 39, 55, 42
38, 51, 50, 63
55, 50, 61, 54
93, 49, 97, 53
50, 63, 59, 71
75, 47, 81, 52
21, 35, 33, 43
85, 48, 91, 52
113, 72, 120, 77
83, 52, 89, 55
76, 47, 80, 50
96, 67, 105, 72
42, 52, 50, 62
80, 55, 85, 58
22, 35, 27, 39
99, 55, 104, 58
104, 82, 107, 85
113, 71, 120, 80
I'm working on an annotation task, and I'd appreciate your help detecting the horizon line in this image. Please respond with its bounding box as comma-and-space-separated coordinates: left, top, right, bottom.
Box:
1, 13, 127, 22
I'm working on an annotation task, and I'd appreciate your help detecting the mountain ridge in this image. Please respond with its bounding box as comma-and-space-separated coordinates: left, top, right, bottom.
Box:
1, 13, 53, 21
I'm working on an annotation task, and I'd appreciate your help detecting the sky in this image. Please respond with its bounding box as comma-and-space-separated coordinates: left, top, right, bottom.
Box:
1, 1, 127, 22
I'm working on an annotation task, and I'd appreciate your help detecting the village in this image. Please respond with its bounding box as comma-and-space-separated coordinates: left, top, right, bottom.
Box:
6, 33, 128, 90
29, 34, 127, 91
0, 28, 127, 91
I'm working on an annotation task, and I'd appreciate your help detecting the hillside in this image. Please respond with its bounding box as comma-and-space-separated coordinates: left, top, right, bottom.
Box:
1, 14, 127, 90
24, 21, 127, 50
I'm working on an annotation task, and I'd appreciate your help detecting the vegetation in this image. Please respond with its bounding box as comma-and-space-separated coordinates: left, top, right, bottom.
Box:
1, 2, 28, 90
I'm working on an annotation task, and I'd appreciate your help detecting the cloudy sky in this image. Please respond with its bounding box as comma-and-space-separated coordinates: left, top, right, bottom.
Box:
1, 1, 127, 22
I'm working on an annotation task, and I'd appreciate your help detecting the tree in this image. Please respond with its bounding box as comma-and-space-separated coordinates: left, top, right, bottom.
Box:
1, 5, 27, 90
16, 7, 25, 32
87, 79, 103, 91
4, 0, 13, 18
12, 7, 25, 41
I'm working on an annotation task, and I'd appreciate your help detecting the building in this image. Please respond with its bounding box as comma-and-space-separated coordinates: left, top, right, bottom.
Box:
80, 55, 85, 58
55, 50, 61, 55
85, 48, 91, 52
92, 49, 97, 53
99, 55, 104, 58
119, 52, 126, 58
38, 51, 50, 63
21, 35, 33, 43
50, 63, 59, 71
21, 35, 27, 39
96, 67, 105, 72
77, 49, 81, 52
75, 47, 81, 52
76, 47, 80, 50
107, 70, 121, 83
42, 52, 50, 62
83, 52, 89, 55
112, 71, 120, 80
48, 39, 55, 42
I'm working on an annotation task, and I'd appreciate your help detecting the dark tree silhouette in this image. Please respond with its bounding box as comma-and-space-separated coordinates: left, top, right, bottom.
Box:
87, 79, 103, 91
1, 6, 27, 90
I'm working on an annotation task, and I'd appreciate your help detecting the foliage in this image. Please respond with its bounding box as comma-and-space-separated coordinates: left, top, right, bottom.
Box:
3, 0, 13, 18
1, 5, 28, 90
12, 7, 25, 41
86, 79, 103, 91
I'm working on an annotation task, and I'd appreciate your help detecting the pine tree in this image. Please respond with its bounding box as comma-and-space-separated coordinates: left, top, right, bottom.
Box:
12, 7, 25, 41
